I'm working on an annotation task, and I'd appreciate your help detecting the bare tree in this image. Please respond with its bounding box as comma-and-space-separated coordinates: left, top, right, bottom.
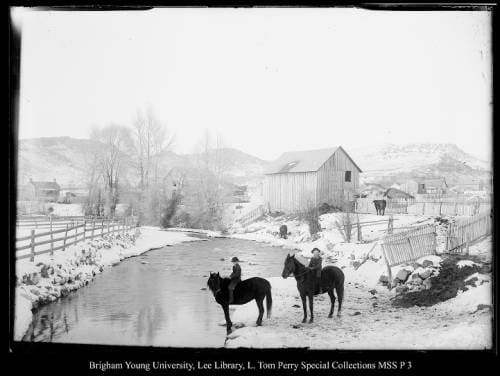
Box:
130, 107, 175, 224
90, 124, 132, 217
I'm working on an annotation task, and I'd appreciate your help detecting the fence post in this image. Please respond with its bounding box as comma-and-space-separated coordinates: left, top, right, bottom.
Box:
387, 215, 394, 235
63, 224, 68, 251
107, 220, 110, 235
381, 244, 393, 289
101, 219, 104, 235
422, 202, 426, 215
465, 234, 470, 256
439, 202, 442, 216
91, 219, 95, 239
50, 226, 54, 256
357, 220, 362, 242
83, 220, 86, 242
30, 229, 35, 262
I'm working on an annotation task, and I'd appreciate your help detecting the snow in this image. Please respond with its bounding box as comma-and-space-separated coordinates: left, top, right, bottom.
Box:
457, 260, 481, 269
14, 227, 201, 341
222, 213, 492, 349
435, 281, 492, 315
225, 273, 492, 349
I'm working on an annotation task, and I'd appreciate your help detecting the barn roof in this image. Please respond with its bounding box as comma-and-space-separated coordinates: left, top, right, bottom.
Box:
30, 181, 60, 190
264, 146, 362, 174
422, 178, 447, 187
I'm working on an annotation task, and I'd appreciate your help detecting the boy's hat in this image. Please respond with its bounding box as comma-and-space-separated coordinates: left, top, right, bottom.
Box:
311, 248, 321, 254
231, 257, 240, 262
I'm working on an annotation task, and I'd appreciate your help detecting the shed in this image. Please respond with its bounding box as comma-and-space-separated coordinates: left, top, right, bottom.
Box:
384, 187, 415, 200
20, 178, 61, 202
263, 147, 362, 213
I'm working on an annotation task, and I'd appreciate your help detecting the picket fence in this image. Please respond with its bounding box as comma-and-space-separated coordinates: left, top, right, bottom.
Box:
446, 212, 493, 253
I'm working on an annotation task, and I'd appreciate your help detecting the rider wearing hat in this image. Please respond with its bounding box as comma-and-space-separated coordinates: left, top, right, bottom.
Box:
228, 256, 241, 304
309, 248, 323, 294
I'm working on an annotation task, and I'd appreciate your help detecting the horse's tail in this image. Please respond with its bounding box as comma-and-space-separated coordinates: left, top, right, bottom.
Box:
265, 287, 273, 319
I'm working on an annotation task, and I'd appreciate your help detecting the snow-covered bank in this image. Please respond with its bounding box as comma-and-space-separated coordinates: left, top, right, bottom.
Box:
14, 227, 201, 341
225, 273, 492, 349
223, 212, 492, 349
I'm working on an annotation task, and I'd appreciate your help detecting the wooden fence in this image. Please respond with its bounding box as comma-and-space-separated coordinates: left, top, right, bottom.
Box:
16, 216, 137, 261
356, 198, 490, 216
446, 212, 493, 253
381, 224, 437, 287
238, 205, 268, 227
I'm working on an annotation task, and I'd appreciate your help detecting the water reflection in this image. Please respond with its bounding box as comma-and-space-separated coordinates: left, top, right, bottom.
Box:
24, 238, 291, 347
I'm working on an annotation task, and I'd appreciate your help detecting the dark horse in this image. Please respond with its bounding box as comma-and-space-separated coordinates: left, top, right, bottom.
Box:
279, 225, 288, 239
207, 272, 272, 334
373, 199, 387, 215
282, 254, 344, 323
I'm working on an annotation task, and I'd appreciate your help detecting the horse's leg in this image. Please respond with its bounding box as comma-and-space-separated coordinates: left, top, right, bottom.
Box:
336, 285, 344, 317
300, 293, 307, 323
222, 304, 232, 334
327, 289, 336, 318
308, 294, 314, 323
255, 297, 264, 326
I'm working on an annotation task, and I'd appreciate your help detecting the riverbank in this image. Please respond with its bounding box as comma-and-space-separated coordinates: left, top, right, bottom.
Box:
223, 213, 492, 349
14, 227, 202, 341
225, 265, 492, 349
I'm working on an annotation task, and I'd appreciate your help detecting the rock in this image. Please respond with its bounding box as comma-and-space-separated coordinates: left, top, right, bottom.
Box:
233, 322, 245, 329
395, 269, 411, 283
352, 311, 361, 316
418, 268, 432, 280
412, 276, 423, 285
410, 262, 421, 269
379, 274, 389, 283
423, 278, 432, 290
352, 261, 361, 269
200, 287, 207, 290
25, 273, 40, 285
422, 260, 433, 268
475, 304, 492, 313
368, 289, 377, 295
292, 304, 300, 308
395, 285, 409, 294
392, 278, 401, 286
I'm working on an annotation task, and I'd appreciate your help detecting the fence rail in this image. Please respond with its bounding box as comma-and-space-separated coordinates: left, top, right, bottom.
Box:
16, 216, 137, 261
356, 198, 491, 216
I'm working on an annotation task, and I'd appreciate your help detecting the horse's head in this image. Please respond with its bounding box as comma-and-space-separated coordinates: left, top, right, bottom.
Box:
282, 254, 296, 279
207, 272, 221, 294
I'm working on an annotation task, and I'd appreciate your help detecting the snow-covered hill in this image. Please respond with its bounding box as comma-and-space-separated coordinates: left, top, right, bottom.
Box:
17, 138, 490, 190
347, 143, 491, 186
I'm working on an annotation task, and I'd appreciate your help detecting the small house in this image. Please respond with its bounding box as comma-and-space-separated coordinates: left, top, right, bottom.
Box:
263, 147, 362, 213
384, 187, 415, 200
420, 178, 448, 195
20, 178, 61, 202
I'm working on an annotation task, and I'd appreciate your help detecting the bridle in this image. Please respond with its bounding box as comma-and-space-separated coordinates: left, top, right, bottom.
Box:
286, 259, 310, 279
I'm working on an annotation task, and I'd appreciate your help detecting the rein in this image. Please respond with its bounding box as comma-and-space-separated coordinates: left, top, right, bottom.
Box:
290, 259, 311, 279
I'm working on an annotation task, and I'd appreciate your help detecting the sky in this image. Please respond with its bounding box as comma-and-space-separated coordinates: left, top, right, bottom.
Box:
12, 7, 492, 161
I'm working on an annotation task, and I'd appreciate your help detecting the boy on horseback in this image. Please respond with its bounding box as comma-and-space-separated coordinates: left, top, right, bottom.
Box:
228, 256, 241, 304
309, 248, 323, 294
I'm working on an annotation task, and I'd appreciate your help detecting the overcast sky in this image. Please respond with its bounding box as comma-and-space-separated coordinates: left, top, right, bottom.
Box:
13, 8, 492, 161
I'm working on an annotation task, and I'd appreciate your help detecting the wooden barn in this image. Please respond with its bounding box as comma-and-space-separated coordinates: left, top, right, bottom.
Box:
263, 147, 362, 213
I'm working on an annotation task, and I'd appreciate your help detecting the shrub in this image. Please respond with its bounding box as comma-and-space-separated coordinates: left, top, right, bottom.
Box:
160, 192, 182, 228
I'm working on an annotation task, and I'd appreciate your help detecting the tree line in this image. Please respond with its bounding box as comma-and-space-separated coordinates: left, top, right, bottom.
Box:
84, 108, 231, 230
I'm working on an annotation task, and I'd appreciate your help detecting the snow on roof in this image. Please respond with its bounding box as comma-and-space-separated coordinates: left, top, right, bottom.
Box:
264, 146, 362, 174
30, 180, 60, 190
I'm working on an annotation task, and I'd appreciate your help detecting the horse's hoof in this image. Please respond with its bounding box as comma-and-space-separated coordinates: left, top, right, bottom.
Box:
302, 319, 307, 323
309, 319, 314, 324
328, 314, 333, 319
256, 322, 262, 326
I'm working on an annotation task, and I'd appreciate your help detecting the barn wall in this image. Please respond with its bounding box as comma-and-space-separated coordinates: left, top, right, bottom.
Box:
317, 149, 360, 208
264, 172, 317, 213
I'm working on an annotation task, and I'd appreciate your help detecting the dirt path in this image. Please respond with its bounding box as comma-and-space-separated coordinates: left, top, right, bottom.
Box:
225, 277, 492, 349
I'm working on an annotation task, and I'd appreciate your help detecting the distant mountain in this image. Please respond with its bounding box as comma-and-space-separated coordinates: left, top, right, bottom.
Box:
17, 137, 269, 188
17, 137, 104, 188
347, 143, 491, 188
17, 138, 491, 191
